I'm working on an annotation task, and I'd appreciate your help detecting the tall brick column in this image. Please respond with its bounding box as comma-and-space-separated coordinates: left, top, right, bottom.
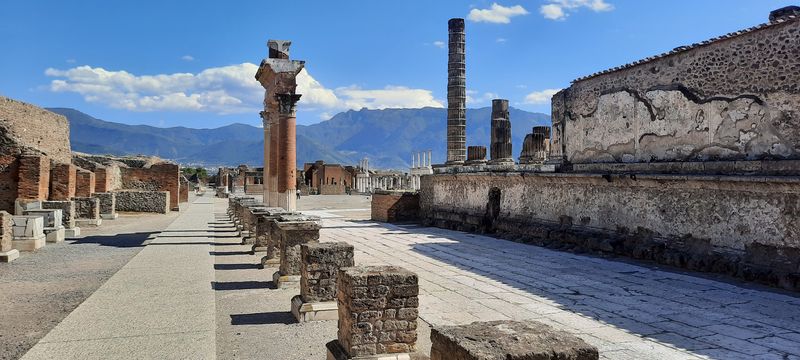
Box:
17, 154, 50, 200
277, 93, 301, 211
49, 163, 76, 200
446, 18, 466, 165
489, 99, 513, 165
269, 115, 280, 206
261, 111, 272, 205
75, 169, 96, 197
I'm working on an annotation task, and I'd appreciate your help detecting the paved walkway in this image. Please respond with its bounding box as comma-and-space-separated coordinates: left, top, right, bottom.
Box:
310, 211, 800, 360
21, 197, 217, 360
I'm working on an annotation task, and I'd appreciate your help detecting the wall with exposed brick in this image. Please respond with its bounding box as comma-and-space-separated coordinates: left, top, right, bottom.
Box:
94, 165, 122, 192
121, 163, 180, 210
0, 97, 71, 164
75, 169, 96, 197
49, 163, 76, 200
17, 155, 50, 201
371, 190, 420, 223
0, 153, 19, 213
180, 176, 189, 203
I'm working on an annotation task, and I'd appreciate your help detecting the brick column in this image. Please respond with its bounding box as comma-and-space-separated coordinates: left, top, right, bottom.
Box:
261, 111, 272, 205
49, 163, 76, 200
326, 265, 419, 359
75, 169, 96, 197
276, 93, 301, 211
17, 154, 50, 200
291, 242, 354, 322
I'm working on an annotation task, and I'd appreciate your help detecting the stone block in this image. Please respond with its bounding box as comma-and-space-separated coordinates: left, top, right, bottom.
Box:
73, 196, 101, 226
331, 265, 419, 359
273, 214, 321, 288
293, 242, 354, 322
371, 191, 419, 223
250, 207, 291, 254
0, 211, 19, 262
11, 215, 46, 251
24, 209, 65, 243
41, 200, 76, 229
429, 320, 598, 360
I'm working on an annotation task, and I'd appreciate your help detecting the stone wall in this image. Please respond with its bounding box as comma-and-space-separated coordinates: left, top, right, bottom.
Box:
553, 16, 800, 165
75, 169, 96, 197
371, 190, 420, 223
41, 201, 76, 229
319, 184, 345, 195
114, 190, 169, 214
0, 97, 71, 164
17, 154, 50, 201
420, 172, 800, 291
73, 197, 99, 220
49, 163, 76, 200
121, 163, 180, 210
92, 192, 116, 216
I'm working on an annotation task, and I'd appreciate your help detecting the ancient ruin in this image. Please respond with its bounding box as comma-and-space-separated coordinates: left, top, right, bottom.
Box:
445, 18, 467, 165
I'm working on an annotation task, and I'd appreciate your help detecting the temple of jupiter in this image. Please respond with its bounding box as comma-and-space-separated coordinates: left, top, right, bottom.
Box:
256, 40, 305, 211
445, 18, 466, 165
326, 265, 420, 360
488, 99, 513, 165
291, 242, 354, 322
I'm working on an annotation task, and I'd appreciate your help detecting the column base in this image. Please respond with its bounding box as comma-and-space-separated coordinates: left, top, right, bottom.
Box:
0, 249, 20, 262
13, 235, 46, 252
326, 340, 425, 360
444, 160, 464, 166
272, 271, 300, 288
487, 158, 515, 166
268, 191, 279, 208
277, 191, 297, 211
100, 213, 118, 220
261, 255, 280, 269
44, 227, 65, 243
65, 227, 81, 238
76, 218, 102, 227
290, 295, 338, 322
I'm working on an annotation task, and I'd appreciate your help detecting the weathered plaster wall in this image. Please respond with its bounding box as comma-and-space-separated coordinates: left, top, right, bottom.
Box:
420, 173, 800, 290
554, 17, 800, 165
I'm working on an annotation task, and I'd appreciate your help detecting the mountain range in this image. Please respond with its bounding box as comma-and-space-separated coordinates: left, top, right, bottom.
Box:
48, 107, 550, 170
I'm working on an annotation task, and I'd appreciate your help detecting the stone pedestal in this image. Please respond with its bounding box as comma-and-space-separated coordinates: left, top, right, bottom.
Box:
73, 197, 101, 227
251, 207, 292, 255
0, 211, 19, 262
430, 320, 598, 360
241, 204, 269, 245
12, 215, 46, 251
326, 265, 420, 360
272, 214, 321, 288
24, 209, 65, 243
41, 200, 79, 238
291, 242, 354, 322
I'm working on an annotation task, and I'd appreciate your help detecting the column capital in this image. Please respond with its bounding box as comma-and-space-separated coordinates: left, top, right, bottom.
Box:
260, 111, 270, 128
276, 93, 302, 115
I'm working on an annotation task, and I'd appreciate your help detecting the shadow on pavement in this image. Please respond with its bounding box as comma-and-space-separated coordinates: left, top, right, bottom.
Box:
230, 312, 294, 325
214, 263, 261, 270
71, 231, 160, 248
212, 281, 271, 291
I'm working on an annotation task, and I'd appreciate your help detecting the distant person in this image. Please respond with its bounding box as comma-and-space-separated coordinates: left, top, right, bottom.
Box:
296, 189, 301, 199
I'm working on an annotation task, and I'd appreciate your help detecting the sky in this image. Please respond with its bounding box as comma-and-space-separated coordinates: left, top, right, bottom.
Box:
0, 0, 795, 128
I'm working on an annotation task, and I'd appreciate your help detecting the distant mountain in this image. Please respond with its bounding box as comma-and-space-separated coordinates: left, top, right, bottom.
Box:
49, 107, 550, 169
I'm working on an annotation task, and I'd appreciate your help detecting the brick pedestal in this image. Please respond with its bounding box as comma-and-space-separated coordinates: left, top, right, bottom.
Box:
430, 320, 598, 360
0, 211, 19, 262
326, 265, 420, 359
291, 242, 354, 322
250, 207, 291, 257
272, 214, 321, 288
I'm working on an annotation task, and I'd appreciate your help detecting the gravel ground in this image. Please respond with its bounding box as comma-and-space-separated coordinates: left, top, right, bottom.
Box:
0, 208, 181, 360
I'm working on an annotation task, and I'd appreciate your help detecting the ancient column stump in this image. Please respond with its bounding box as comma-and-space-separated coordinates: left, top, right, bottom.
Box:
253, 208, 294, 265
0, 211, 19, 262
326, 265, 420, 360
292, 242, 355, 322
272, 214, 321, 288
11, 215, 46, 251
430, 320, 598, 360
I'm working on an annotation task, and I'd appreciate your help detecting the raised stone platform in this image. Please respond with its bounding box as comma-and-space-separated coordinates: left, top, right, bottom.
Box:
12, 215, 46, 251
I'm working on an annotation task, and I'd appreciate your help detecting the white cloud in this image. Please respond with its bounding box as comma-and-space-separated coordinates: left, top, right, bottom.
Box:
524, 89, 561, 104
181, 55, 194, 61
432, 41, 446, 48
466, 90, 499, 106
44, 63, 442, 115
496, 38, 507, 43
467, 3, 529, 24
66, 59, 76, 64
540, 0, 613, 20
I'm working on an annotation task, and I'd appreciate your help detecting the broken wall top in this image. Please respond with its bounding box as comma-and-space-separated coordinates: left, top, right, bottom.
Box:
0, 96, 71, 164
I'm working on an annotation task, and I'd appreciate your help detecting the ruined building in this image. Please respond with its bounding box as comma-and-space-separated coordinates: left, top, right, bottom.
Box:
256, 40, 304, 211
422, 9, 800, 291
302, 160, 357, 195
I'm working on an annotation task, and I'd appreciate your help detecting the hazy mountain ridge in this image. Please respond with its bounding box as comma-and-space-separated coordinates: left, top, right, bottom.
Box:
49, 107, 550, 169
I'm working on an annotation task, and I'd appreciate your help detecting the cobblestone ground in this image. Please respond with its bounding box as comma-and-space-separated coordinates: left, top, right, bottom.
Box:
308, 211, 800, 360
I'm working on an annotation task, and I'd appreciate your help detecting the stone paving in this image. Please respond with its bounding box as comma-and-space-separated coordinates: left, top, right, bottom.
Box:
309, 211, 800, 360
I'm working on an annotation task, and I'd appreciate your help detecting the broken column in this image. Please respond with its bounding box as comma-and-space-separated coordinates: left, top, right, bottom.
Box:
272, 214, 321, 288
446, 18, 467, 166
73, 196, 101, 227
430, 320, 599, 360
92, 192, 117, 220
11, 215, 46, 251
23, 209, 64, 243
251, 207, 291, 258
326, 265, 420, 359
489, 99, 513, 165
520, 126, 551, 164
42, 200, 79, 238
255, 39, 305, 211
291, 242, 354, 322
466, 145, 487, 165
0, 211, 19, 262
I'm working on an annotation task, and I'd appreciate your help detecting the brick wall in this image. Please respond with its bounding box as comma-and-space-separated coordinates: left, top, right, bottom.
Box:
75, 169, 96, 197
0, 154, 19, 213
0, 97, 71, 164
179, 176, 189, 203
121, 163, 180, 210
49, 163, 76, 200
17, 154, 50, 201
371, 190, 420, 223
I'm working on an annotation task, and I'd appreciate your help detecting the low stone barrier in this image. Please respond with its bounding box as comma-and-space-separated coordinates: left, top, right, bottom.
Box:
430, 320, 598, 360
291, 242, 354, 322
24, 209, 65, 243
41, 200, 79, 237
11, 215, 46, 251
326, 265, 420, 359
0, 211, 19, 262
92, 192, 117, 219
73, 197, 101, 226
272, 214, 321, 288
371, 190, 420, 223
114, 190, 169, 214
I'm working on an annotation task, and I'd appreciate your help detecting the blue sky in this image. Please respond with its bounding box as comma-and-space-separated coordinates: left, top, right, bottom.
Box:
0, 0, 794, 128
